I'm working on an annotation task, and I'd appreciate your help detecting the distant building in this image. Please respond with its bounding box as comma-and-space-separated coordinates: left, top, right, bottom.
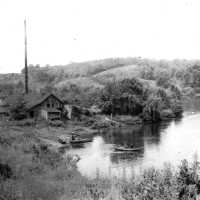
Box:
25, 93, 64, 121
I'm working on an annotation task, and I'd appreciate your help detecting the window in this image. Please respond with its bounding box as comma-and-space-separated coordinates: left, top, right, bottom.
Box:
47, 103, 50, 108
52, 103, 54, 108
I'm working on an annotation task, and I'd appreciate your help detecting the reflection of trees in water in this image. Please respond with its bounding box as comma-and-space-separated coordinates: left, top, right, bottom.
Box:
103, 125, 144, 147
110, 150, 144, 164
103, 122, 171, 147
103, 121, 174, 164
142, 122, 171, 145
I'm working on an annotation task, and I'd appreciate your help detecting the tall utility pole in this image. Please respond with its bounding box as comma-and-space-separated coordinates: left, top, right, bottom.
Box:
24, 19, 28, 94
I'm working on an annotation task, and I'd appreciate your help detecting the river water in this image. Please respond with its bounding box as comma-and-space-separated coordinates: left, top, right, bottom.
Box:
68, 111, 200, 179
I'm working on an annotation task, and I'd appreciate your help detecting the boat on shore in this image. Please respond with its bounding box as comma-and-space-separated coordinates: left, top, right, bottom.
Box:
114, 145, 143, 152
70, 138, 93, 144
58, 134, 93, 145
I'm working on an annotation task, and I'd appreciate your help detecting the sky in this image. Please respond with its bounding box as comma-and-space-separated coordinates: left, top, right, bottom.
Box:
0, 0, 200, 73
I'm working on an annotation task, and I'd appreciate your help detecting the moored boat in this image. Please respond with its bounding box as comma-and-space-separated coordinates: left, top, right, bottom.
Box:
70, 138, 93, 144
114, 145, 143, 152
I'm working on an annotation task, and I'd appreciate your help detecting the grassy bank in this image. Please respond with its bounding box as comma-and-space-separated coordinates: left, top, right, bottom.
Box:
1, 123, 200, 200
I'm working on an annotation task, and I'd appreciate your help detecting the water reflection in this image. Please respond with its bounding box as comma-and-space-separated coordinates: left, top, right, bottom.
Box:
67, 113, 200, 179
75, 137, 113, 178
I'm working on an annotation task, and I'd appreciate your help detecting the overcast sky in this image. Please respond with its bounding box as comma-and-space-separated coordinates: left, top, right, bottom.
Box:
0, 0, 200, 73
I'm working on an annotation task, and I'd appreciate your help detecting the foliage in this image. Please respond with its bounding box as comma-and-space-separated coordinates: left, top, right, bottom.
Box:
99, 77, 181, 121
99, 78, 144, 115
6, 94, 27, 120
143, 97, 164, 121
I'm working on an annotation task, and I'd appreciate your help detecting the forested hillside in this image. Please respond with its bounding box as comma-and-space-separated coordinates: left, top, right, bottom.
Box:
0, 57, 200, 110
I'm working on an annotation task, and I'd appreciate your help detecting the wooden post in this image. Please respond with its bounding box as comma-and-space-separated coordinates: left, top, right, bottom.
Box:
24, 19, 28, 94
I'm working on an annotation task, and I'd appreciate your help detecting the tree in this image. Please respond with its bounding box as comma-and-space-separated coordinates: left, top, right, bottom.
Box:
99, 78, 144, 115
6, 94, 27, 120
143, 97, 164, 122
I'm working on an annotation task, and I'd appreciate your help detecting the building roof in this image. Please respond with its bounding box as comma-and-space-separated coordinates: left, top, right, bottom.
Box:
24, 93, 64, 110
4, 93, 64, 111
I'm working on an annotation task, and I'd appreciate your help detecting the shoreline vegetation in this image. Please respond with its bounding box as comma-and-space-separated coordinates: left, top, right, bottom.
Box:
1, 121, 200, 199
1, 57, 200, 199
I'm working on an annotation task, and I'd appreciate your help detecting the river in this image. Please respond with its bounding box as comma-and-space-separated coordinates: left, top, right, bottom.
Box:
67, 111, 200, 179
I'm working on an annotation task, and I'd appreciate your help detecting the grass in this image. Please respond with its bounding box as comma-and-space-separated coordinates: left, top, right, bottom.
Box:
93, 64, 140, 84
55, 77, 104, 91
1, 123, 200, 200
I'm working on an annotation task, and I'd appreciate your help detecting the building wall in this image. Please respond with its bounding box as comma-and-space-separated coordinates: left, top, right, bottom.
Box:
41, 109, 48, 120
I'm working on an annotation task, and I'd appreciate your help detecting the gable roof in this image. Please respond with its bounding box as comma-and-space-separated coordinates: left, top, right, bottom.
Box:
25, 93, 64, 110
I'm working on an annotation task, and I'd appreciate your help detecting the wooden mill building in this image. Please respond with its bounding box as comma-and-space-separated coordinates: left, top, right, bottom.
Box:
25, 93, 64, 121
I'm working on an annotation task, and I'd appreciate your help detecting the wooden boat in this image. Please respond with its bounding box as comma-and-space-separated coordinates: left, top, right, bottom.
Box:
114, 145, 143, 152
70, 138, 93, 144
58, 138, 67, 144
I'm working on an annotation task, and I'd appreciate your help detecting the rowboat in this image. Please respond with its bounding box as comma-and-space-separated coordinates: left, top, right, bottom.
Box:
70, 138, 93, 144
114, 145, 143, 152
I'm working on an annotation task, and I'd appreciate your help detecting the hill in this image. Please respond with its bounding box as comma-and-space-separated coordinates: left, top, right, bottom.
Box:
93, 65, 141, 84
46, 57, 142, 78
55, 77, 104, 91
0, 57, 200, 103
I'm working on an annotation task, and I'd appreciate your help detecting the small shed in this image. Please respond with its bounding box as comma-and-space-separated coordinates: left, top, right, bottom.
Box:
25, 93, 64, 121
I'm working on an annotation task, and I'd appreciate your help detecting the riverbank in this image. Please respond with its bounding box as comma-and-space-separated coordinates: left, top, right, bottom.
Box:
1, 118, 200, 200
0, 111, 180, 153
1, 121, 200, 200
